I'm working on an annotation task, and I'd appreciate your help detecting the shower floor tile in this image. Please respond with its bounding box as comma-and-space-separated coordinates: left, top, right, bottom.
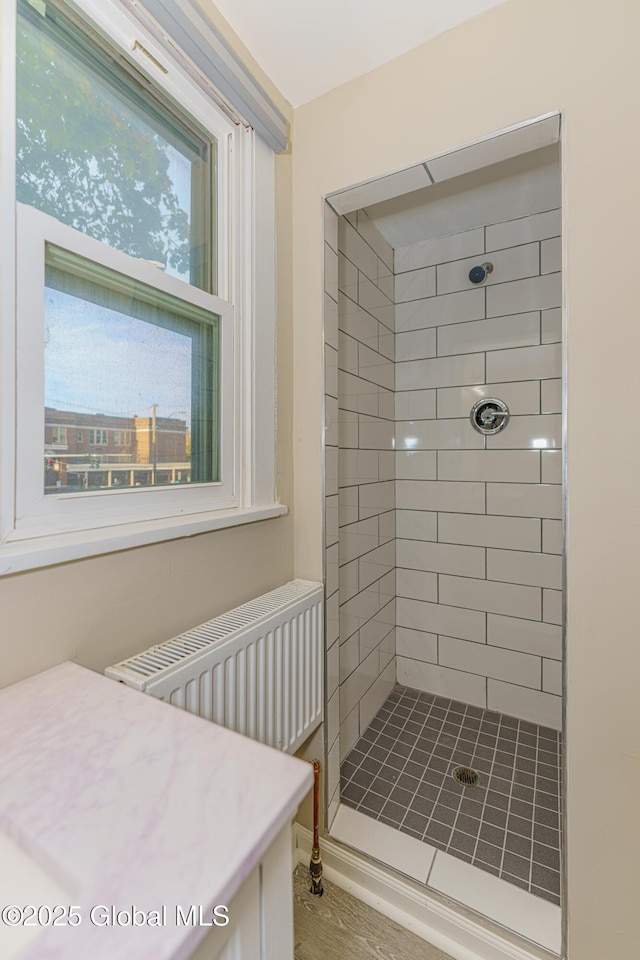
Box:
340, 685, 562, 906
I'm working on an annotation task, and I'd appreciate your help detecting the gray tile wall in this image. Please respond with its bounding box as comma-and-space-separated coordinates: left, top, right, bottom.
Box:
394, 210, 563, 729
337, 211, 397, 762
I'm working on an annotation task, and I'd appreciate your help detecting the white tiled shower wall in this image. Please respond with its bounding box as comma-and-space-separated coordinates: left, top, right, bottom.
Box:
336, 211, 397, 761
324, 204, 564, 812
394, 209, 563, 730
324, 207, 397, 818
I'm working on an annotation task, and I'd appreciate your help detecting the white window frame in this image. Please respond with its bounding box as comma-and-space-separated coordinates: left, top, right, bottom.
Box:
16, 202, 236, 534
0, 0, 283, 574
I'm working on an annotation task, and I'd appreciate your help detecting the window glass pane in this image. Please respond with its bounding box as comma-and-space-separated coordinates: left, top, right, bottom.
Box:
17, 0, 216, 291
44, 246, 219, 495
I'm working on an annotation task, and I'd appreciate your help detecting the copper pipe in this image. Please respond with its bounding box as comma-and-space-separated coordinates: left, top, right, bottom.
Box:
308, 759, 323, 895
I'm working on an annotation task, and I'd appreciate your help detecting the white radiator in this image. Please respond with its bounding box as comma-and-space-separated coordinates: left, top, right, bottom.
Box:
106, 580, 324, 754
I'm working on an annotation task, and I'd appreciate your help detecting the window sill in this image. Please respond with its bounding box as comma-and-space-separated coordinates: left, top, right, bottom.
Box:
0, 504, 288, 576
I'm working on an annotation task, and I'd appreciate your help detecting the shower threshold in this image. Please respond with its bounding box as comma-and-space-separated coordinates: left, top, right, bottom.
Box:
339, 686, 562, 906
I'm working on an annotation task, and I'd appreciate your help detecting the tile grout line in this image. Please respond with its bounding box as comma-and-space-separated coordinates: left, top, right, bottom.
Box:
389, 692, 448, 830
445, 702, 485, 858
370, 694, 436, 819
387, 693, 455, 839
423, 700, 484, 845
528, 724, 540, 893
468, 706, 501, 866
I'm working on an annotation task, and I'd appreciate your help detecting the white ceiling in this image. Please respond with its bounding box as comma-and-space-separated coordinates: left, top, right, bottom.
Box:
211, 0, 509, 107
364, 144, 561, 248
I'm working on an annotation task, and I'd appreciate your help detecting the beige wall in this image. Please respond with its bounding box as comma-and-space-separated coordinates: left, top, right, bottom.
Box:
291, 0, 640, 957
0, 5, 295, 689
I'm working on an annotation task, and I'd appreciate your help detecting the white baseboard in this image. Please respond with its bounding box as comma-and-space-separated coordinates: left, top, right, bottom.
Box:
294, 823, 557, 960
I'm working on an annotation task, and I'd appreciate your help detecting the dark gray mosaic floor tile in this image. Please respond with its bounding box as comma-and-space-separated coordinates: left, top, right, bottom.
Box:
486, 789, 509, 810
511, 798, 534, 821
537, 760, 558, 779
342, 781, 367, 805
502, 851, 531, 881
534, 805, 559, 829
355, 758, 378, 779
507, 814, 534, 839
533, 842, 561, 871
340, 684, 562, 906
389, 785, 414, 808
404, 810, 429, 836
459, 796, 484, 819
531, 863, 561, 896
534, 823, 559, 847
502, 871, 529, 891
377, 733, 396, 751
376, 764, 398, 784
386, 752, 407, 771
479, 822, 505, 848
438, 791, 463, 814
511, 783, 535, 804
427, 755, 449, 775
432, 804, 457, 828
380, 799, 406, 824
416, 780, 440, 802
341, 759, 358, 779
404, 759, 426, 780
411, 747, 432, 767
425, 820, 453, 846
536, 790, 559, 811
472, 757, 493, 776
475, 840, 502, 868
505, 831, 532, 859
405, 719, 424, 736
360, 791, 387, 815
449, 831, 476, 856
409, 794, 435, 818
532, 885, 560, 905
395, 772, 421, 793
483, 805, 507, 829
369, 776, 394, 797
455, 813, 481, 837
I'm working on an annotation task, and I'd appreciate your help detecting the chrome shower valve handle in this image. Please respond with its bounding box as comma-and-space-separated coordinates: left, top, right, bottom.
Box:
470, 398, 510, 435
480, 407, 508, 424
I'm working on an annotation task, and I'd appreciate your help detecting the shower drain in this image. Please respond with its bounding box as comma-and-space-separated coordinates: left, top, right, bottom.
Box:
451, 766, 480, 787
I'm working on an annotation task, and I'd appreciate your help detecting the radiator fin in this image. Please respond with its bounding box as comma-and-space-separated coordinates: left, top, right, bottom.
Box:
106, 579, 323, 754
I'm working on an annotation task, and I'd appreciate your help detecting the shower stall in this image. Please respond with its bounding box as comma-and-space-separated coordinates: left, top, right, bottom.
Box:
322, 116, 564, 954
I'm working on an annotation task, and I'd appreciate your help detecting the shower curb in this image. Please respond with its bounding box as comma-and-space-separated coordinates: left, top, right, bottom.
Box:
294, 823, 557, 960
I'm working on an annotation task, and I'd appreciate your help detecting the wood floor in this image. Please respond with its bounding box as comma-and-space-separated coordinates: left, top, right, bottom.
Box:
293, 864, 454, 960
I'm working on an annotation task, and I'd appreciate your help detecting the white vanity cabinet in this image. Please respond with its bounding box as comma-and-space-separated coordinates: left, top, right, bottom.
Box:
188, 826, 293, 960
0, 663, 312, 960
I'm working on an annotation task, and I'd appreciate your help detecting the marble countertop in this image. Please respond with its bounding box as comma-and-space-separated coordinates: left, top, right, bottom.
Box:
0, 662, 313, 960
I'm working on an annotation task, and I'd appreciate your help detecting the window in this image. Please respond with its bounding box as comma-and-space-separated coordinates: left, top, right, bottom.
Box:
0, 0, 281, 571
17, 0, 216, 290
44, 244, 218, 493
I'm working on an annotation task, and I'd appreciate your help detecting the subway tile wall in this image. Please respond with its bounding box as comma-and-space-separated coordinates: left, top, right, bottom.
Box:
394, 209, 563, 729
326, 203, 564, 807
336, 210, 397, 767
